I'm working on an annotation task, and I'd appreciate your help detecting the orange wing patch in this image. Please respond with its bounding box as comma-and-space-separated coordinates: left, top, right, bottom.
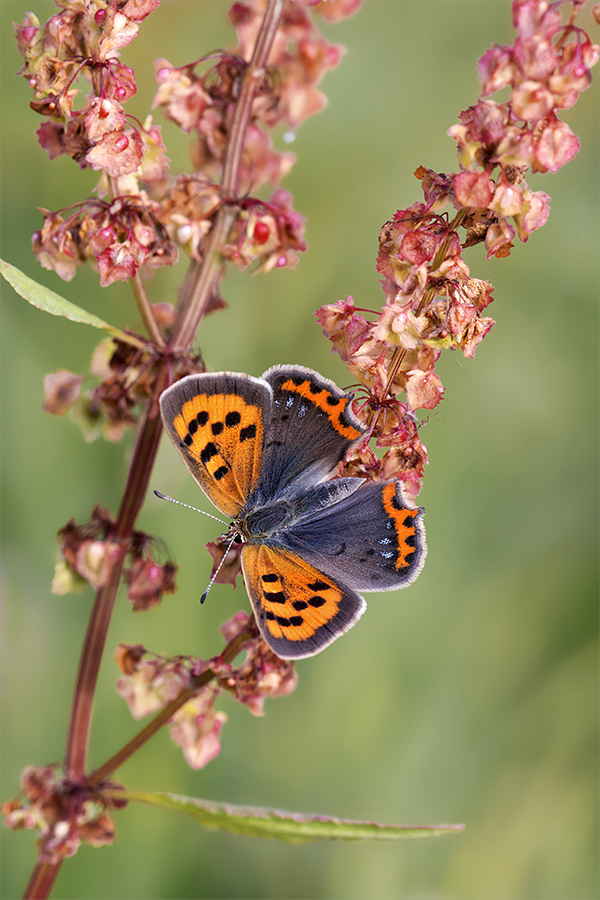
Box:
280, 377, 361, 442
242, 543, 365, 658
381, 482, 419, 571
172, 393, 264, 517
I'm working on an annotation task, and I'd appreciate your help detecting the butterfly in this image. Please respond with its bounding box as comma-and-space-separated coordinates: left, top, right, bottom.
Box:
159, 366, 426, 659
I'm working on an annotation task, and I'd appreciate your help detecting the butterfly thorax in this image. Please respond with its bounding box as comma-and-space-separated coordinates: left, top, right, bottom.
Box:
239, 498, 299, 542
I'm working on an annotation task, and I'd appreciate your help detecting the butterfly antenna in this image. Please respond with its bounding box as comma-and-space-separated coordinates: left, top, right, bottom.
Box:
200, 533, 239, 605
153, 490, 229, 527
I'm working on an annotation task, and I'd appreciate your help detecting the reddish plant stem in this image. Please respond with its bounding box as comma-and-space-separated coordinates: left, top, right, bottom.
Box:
221, 0, 284, 196
65, 375, 166, 780
130, 271, 166, 348
105, 174, 164, 348
23, 862, 63, 900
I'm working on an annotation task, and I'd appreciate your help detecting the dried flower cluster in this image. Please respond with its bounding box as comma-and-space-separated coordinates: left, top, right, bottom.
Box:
1, 766, 126, 865
52, 504, 177, 611
20, 0, 355, 289
1, 607, 296, 861
318, 0, 598, 502
43, 338, 202, 442
115, 610, 296, 769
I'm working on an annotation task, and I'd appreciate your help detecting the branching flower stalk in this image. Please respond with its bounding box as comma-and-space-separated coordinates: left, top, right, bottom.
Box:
2, 1, 598, 898
318, 1, 599, 502
6, 0, 349, 894
66, 0, 286, 787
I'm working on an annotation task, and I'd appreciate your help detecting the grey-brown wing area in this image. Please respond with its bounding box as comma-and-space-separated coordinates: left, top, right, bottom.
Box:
256, 365, 366, 503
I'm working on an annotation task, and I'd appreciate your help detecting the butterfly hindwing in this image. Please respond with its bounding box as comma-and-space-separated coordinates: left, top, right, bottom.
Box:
256, 365, 366, 502
281, 480, 427, 592
242, 543, 366, 659
159, 372, 272, 517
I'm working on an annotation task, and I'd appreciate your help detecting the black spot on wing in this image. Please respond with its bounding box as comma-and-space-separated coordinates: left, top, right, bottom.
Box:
200, 442, 218, 464
308, 580, 329, 591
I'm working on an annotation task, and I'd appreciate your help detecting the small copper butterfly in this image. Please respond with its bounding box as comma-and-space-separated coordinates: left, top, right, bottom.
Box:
159, 366, 426, 658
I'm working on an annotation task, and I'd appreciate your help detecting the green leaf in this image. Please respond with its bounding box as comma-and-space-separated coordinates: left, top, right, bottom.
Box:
116, 790, 465, 843
0, 259, 146, 350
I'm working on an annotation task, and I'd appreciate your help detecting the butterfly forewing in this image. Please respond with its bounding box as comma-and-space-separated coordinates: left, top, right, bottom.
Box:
159, 373, 272, 517
281, 481, 427, 592
256, 365, 366, 502
242, 543, 366, 659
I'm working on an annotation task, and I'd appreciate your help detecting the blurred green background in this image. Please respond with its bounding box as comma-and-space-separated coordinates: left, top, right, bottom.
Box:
1, 2, 598, 899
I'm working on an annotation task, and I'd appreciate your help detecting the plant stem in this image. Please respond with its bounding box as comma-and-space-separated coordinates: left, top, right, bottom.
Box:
65, 379, 166, 780
130, 271, 166, 348
22, 862, 63, 900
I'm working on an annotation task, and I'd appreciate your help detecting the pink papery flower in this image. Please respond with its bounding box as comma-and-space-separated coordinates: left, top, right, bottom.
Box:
96, 243, 143, 286
115, 659, 189, 719
84, 98, 127, 143
405, 369, 444, 411
169, 688, 226, 769
125, 555, 177, 611
86, 130, 144, 177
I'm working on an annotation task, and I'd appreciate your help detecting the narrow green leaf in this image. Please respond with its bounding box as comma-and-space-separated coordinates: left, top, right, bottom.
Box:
0, 259, 146, 349
116, 790, 465, 843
